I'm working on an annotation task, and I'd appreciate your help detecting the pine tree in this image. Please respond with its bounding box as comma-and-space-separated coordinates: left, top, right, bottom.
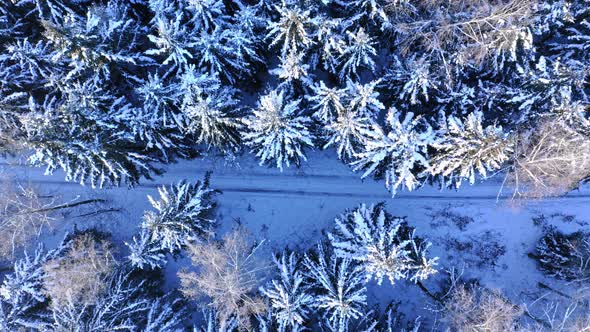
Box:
303, 244, 367, 332
352, 109, 433, 196
261, 252, 313, 332
135, 72, 183, 128
271, 48, 311, 88
328, 203, 438, 285
143, 296, 186, 332
428, 111, 514, 189
338, 28, 377, 81
0, 39, 56, 87
343, 0, 389, 29
194, 26, 252, 84
41, 0, 147, 80
181, 86, 241, 152
346, 80, 385, 117
48, 270, 148, 331
323, 107, 373, 161
267, 3, 314, 56
0, 247, 50, 330
311, 16, 344, 72
197, 309, 238, 332
385, 55, 437, 106
24, 82, 165, 188
126, 228, 167, 270
147, 13, 196, 75
183, 0, 228, 32
142, 176, 219, 253
242, 89, 314, 171
309, 81, 346, 123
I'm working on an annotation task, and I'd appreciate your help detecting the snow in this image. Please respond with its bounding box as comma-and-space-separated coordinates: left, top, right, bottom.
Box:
3, 150, 590, 328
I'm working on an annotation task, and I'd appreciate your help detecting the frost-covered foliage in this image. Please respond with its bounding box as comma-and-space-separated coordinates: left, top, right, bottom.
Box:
328, 203, 438, 285
352, 109, 433, 196
24, 82, 171, 188
303, 244, 367, 332
242, 89, 314, 171
41, 1, 147, 79
261, 252, 313, 332
429, 112, 515, 188
196, 309, 238, 332
310, 80, 375, 161
141, 176, 219, 254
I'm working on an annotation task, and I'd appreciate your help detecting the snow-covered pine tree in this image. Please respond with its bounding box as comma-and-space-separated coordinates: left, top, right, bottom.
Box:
126, 228, 167, 270
351, 109, 433, 196
271, 48, 311, 88
179, 64, 222, 99
0, 39, 57, 87
0, 247, 50, 330
197, 309, 238, 332
194, 26, 252, 84
346, 80, 385, 117
141, 176, 219, 253
428, 111, 514, 189
385, 55, 437, 106
328, 203, 438, 285
147, 13, 196, 76
309, 81, 346, 123
143, 296, 186, 332
323, 107, 373, 161
41, 0, 147, 80
303, 244, 367, 332
32, 0, 79, 24
135, 72, 183, 128
261, 252, 313, 332
181, 85, 241, 152
267, 3, 315, 56
225, 25, 263, 68
48, 270, 148, 331
338, 28, 377, 81
310, 16, 344, 72
183, 0, 228, 32
242, 89, 314, 171
24, 82, 165, 188
343, 0, 390, 30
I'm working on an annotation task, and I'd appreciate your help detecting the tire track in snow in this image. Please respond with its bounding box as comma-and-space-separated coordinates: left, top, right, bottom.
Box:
12, 178, 590, 201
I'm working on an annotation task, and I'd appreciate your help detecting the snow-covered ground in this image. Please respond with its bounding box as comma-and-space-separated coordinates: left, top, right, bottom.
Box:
3, 151, 589, 328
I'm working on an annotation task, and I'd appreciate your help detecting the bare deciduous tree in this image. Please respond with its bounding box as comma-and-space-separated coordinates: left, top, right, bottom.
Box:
392, 0, 535, 82
42, 232, 116, 308
0, 177, 56, 261
444, 284, 523, 332
178, 229, 269, 330
506, 118, 590, 199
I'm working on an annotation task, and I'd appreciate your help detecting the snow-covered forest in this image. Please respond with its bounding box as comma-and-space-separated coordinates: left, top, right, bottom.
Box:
1, 0, 590, 330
